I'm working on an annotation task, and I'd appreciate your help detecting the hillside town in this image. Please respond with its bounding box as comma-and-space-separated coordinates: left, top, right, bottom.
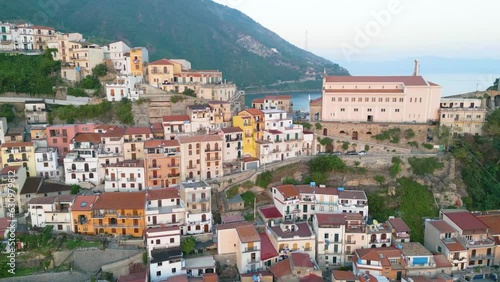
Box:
0, 22, 499, 282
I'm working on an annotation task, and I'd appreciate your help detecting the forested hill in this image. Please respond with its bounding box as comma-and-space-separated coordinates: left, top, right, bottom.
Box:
0, 0, 349, 87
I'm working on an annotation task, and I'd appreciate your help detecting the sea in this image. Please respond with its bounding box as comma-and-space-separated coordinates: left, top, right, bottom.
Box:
244, 92, 321, 113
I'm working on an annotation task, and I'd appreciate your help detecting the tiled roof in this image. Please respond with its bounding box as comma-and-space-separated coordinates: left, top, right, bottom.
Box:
388, 218, 410, 232
72, 195, 99, 211
149, 58, 176, 66
264, 95, 291, 100
259, 233, 279, 261
102, 127, 126, 138
274, 185, 299, 198
144, 139, 180, 148
125, 127, 152, 135
20, 177, 43, 194
355, 246, 402, 261
269, 222, 313, 239
221, 127, 242, 134
315, 213, 346, 227
31, 25, 54, 30
92, 192, 146, 210
0, 218, 9, 232
145, 226, 179, 238
117, 271, 147, 282
1, 142, 33, 148
428, 220, 456, 233
28, 195, 75, 205
443, 211, 488, 231
147, 188, 179, 200
259, 206, 282, 219
476, 214, 500, 234
236, 224, 260, 243
162, 115, 190, 123
166, 274, 188, 282
433, 254, 453, 268
295, 185, 339, 196
338, 190, 367, 200
220, 213, 244, 224
332, 270, 356, 281
269, 258, 292, 279
266, 129, 282, 135
325, 75, 430, 86
227, 194, 243, 204
310, 97, 322, 104
291, 253, 313, 268
0, 166, 21, 175
73, 133, 102, 144
300, 274, 323, 282
243, 108, 264, 116
325, 89, 404, 93
216, 221, 252, 231
251, 98, 264, 103
202, 273, 218, 282
442, 238, 466, 252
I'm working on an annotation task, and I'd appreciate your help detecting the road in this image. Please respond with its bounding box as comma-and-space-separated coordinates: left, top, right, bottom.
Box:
0, 96, 89, 106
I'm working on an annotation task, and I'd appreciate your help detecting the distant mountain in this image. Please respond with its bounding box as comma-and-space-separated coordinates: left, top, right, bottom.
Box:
0, 0, 349, 87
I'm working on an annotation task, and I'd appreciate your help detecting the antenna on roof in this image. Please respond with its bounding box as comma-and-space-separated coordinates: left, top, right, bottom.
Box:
413, 59, 420, 76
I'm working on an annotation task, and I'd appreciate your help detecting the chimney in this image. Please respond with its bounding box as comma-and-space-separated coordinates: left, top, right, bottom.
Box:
413, 59, 420, 76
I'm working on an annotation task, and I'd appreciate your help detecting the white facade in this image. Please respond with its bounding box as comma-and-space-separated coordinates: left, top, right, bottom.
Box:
28, 196, 74, 233
35, 147, 60, 179
302, 131, 314, 156
103, 160, 145, 192
220, 128, 243, 162
150, 247, 185, 282
107, 41, 131, 75
0, 22, 14, 51
180, 182, 212, 235
145, 226, 181, 257
25, 101, 48, 124
0, 166, 27, 218
105, 75, 144, 102
146, 188, 186, 230
187, 105, 212, 132
338, 190, 369, 218
64, 140, 100, 185
313, 214, 346, 267
11, 24, 35, 51
0, 117, 7, 145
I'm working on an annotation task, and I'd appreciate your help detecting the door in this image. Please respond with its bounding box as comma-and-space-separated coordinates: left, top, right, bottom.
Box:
122, 229, 126, 235
303, 204, 308, 213
82, 174, 86, 181
204, 224, 209, 233
352, 131, 358, 141
207, 171, 211, 179
172, 214, 176, 223
397, 271, 402, 280
152, 216, 157, 225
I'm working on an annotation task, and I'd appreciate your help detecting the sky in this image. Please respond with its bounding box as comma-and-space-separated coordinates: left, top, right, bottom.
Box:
212, 0, 500, 62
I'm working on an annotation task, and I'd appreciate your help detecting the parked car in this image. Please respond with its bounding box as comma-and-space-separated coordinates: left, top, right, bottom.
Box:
332, 151, 342, 156
345, 151, 358, 155
358, 150, 367, 155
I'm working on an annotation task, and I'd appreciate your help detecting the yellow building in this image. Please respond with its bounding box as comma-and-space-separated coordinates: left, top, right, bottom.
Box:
232, 109, 264, 158
129, 47, 149, 76
91, 192, 146, 237
147, 59, 181, 87
71, 195, 98, 235
1, 142, 36, 177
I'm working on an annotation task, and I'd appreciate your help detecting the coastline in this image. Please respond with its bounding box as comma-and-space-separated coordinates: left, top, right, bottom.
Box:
243, 89, 321, 95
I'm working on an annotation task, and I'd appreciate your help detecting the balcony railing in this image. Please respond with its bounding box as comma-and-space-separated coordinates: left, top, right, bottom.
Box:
205, 157, 221, 161
168, 163, 180, 168
243, 246, 260, 253
205, 148, 222, 152
247, 258, 260, 264
345, 240, 357, 244
168, 173, 180, 178
149, 175, 162, 180
37, 157, 54, 162
149, 165, 161, 169
126, 178, 136, 182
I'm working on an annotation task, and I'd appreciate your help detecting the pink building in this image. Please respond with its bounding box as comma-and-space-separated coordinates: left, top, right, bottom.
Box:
320, 65, 441, 124
45, 124, 98, 161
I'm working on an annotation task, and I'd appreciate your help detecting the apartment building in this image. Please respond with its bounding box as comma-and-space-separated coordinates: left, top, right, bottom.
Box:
187, 105, 213, 132
103, 160, 145, 192
147, 59, 180, 87
46, 124, 98, 161
4, 127, 24, 144
19, 177, 71, 213
198, 83, 237, 101
232, 109, 264, 158
30, 126, 47, 148
11, 23, 35, 51
145, 188, 185, 230
34, 147, 59, 179
476, 213, 500, 266
91, 192, 146, 237
150, 247, 184, 282
179, 182, 212, 235
310, 97, 322, 122
144, 140, 181, 189
439, 98, 487, 136
302, 130, 314, 156
0, 142, 36, 177
313, 213, 347, 267
320, 66, 441, 124
28, 195, 75, 232
178, 135, 223, 181
388, 217, 411, 245
0, 22, 14, 51
269, 252, 322, 282
252, 95, 293, 112
107, 41, 131, 75
219, 127, 243, 161
267, 221, 316, 260
338, 190, 369, 218
216, 222, 263, 273
123, 127, 154, 161
32, 25, 56, 51
208, 101, 232, 129
399, 242, 452, 277
97, 126, 126, 180
25, 100, 48, 125
352, 247, 407, 280
145, 226, 181, 257
130, 47, 149, 76
71, 195, 98, 234
105, 75, 144, 102
63, 133, 102, 185
0, 166, 27, 217
47, 32, 84, 62
162, 115, 193, 140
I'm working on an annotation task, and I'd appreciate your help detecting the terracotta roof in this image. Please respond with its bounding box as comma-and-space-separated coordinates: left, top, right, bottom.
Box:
220, 127, 242, 134
477, 214, 500, 234
144, 139, 180, 148
295, 185, 339, 196
146, 226, 179, 238
251, 98, 264, 103
388, 218, 410, 232
20, 177, 43, 194
149, 58, 176, 66
240, 271, 273, 278
92, 192, 146, 210
332, 270, 356, 281
147, 188, 180, 200
301, 274, 323, 282
220, 213, 244, 224
73, 133, 102, 144
203, 273, 218, 282
266, 129, 282, 135
1, 142, 33, 148
95, 125, 117, 131
243, 108, 264, 116
325, 75, 429, 86
241, 157, 259, 163
259, 233, 279, 261
264, 95, 291, 100
216, 221, 252, 231
433, 254, 453, 268
310, 97, 322, 104
269, 222, 313, 239
291, 253, 314, 268
31, 25, 55, 30
151, 123, 164, 133
166, 274, 188, 282
274, 185, 299, 198
162, 115, 191, 123
428, 81, 439, 86
325, 89, 404, 93
125, 127, 152, 135
0, 218, 9, 232
443, 211, 488, 231
442, 238, 466, 252
178, 135, 222, 143
72, 195, 99, 211
259, 206, 282, 219
236, 224, 260, 243
102, 127, 126, 138
28, 195, 75, 205
338, 190, 367, 200
428, 220, 456, 233
315, 213, 346, 227
0, 166, 21, 175
269, 259, 292, 279
355, 246, 402, 261
117, 271, 147, 282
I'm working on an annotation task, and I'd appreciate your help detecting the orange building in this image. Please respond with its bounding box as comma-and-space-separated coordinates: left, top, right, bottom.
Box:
91, 192, 146, 237
352, 247, 407, 280
71, 195, 99, 235
144, 140, 181, 189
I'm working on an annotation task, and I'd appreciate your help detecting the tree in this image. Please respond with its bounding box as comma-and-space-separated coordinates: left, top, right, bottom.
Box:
434, 125, 451, 147
310, 171, 327, 184
0, 103, 15, 122
92, 63, 108, 77
71, 185, 81, 195
374, 175, 386, 185
308, 155, 346, 173
183, 88, 196, 97
483, 109, 500, 137
181, 237, 197, 255
315, 122, 322, 130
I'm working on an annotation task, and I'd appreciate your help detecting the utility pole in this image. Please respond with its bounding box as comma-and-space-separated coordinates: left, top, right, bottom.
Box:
253, 196, 256, 220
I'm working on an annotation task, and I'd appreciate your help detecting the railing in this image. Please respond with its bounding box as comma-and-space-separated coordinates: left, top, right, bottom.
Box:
37, 157, 54, 162
205, 157, 221, 161
149, 165, 161, 169
187, 166, 197, 169
126, 178, 136, 182
245, 133, 252, 137
168, 173, 180, 178
205, 148, 222, 152
346, 240, 357, 244
167, 163, 180, 168
149, 175, 161, 180
243, 246, 260, 253
247, 258, 260, 264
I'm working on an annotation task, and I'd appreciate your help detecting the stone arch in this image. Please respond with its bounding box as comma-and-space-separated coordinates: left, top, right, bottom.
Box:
323, 128, 328, 136
366, 131, 372, 135
339, 130, 346, 134
352, 131, 359, 141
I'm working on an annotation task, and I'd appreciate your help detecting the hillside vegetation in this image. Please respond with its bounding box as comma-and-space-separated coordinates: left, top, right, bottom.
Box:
0, 0, 348, 87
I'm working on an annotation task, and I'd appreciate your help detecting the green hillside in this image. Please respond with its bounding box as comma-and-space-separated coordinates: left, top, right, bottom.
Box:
0, 0, 349, 88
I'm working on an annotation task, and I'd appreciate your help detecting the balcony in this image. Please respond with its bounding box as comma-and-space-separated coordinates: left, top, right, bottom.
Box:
247, 258, 260, 264
149, 165, 161, 170
168, 173, 180, 178
126, 178, 136, 182
37, 157, 54, 162
461, 237, 495, 248
5, 148, 31, 153
205, 148, 222, 152
245, 133, 252, 138
149, 175, 162, 180
167, 163, 180, 168
7, 158, 29, 163
187, 165, 197, 170
243, 246, 260, 253
301, 197, 316, 202
205, 157, 221, 161
345, 240, 357, 244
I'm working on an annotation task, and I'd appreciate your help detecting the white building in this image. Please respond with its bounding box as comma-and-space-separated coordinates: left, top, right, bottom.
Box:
302, 130, 314, 156
162, 115, 193, 139
103, 160, 146, 192
313, 213, 346, 267
150, 247, 185, 282
107, 41, 131, 75
63, 133, 101, 185
28, 195, 75, 232
0, 22, 14, 51
219, 127, 243, 161
0, 117, 7, 145
11, 23, 35, 51
267, 221, 316, 260
145, 226, 181, 257
96, 126, 125, 181
338, 190, 369, 218
180, 182, 212, 235
0, 166, 27, 217
187, 105, 212, 132
105, 75, 144, 102
146, 188, 185, 230
35, 147, 60, 179
25, 100, 48, 125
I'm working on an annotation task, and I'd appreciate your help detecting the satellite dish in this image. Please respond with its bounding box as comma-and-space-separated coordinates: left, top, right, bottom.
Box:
373, 219, 379, 226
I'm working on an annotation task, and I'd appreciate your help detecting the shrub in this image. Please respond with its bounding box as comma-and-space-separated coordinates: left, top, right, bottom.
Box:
0, 103, 16, 122
309, 155, 346, 173
422, 143, 434, 149
404, 128, 416, 139
70, 185, 81, 195
374, 175, 386, 185
183, 88, 196, 97
241, 191, 256, 207
319, 137, 333, 146
315, 122, 322, 130
342, 142, 350, 150
242, 181, 254, 189
67, 87, 88, 97
373, 128, 401, 143
226, 186, 239, 198
311, 171, 328, 184
256, 171, 273, 188
283, 177, 299, 185
171, 95, 187, 103
181, 237, 197, 255
408, 157, 444, 176
92, 63, 108, 77
364, 145, 369, 151
407, 141, 419, 148
389, 157, 402, 177
300, 122, 312, 129
354, 161, 360, 167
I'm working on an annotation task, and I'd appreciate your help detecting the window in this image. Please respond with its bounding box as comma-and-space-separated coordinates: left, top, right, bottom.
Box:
365, 97, 369, 102
354, 108, 358, 112
392, 98, 397, 102
378, 98, 383, 102
385, 98, 390, 102
420, 98, 422, 102
410, 98, 412, 102
395, 109, 400, 112
351, 97, 356, 102
399, 98, 404, 102
381, 109, 386, 112
170, 238, 174, 243
367, 108, 372, 112
372, 98, 376, 102
156, 271, 161, 277
338, 97, 342, 102
172, 268, 176, 274
340, 108, 345, 112
331, 97, 335, 102
358, 97, 362, 102
476, 115, 481, 118
158, 262, 163, 266
325, 233, 329, 239
44, 163, 48, 167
